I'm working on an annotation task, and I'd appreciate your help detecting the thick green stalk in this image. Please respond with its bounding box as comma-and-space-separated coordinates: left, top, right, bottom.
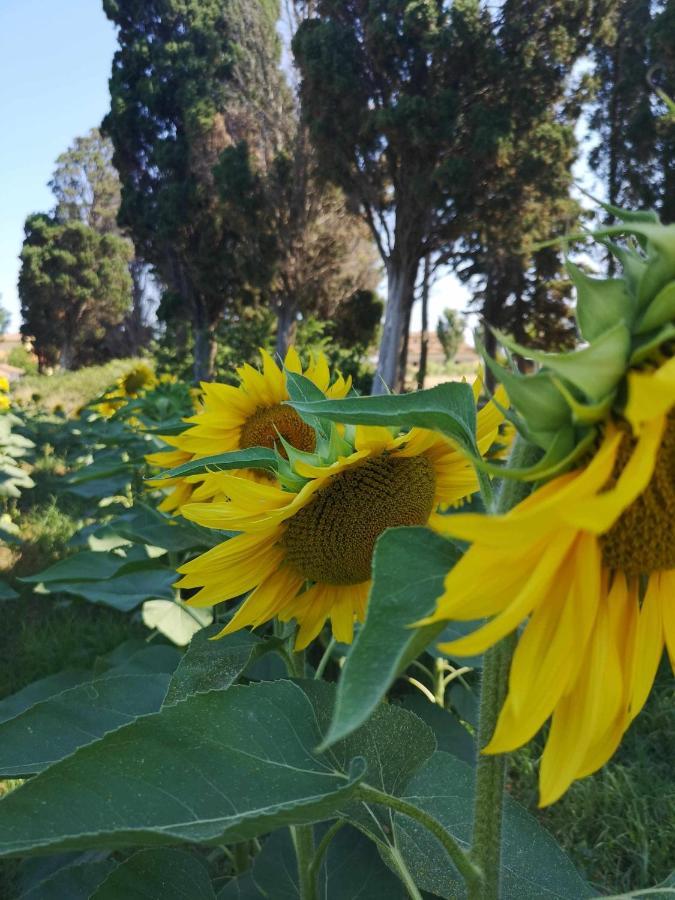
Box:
357, 783, 482, 893
308, 820, 344, 887
292, 824, 317, 900
470, 437, 540, 899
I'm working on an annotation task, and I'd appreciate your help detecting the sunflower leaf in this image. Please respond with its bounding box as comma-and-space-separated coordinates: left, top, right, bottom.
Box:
393, 751, 595, 899
0, 674, 171, 777
0, 680, 393, 857
567, 260, 635, 340
494, 323, 630, 402
148, 447, 278, 481
91, 849, 215, 900
287, 381, 478, 453
319, 527, 469, 750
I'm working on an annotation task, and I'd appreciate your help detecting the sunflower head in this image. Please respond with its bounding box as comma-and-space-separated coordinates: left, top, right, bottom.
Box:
120, 363, 157, 397
487, 206, 675, 481
146, 348, 353, 510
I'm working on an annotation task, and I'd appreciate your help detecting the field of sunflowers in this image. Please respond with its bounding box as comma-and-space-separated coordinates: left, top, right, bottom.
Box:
0, 210, 673, 899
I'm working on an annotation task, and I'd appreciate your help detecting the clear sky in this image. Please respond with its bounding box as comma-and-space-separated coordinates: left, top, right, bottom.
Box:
0, 0, 117, 330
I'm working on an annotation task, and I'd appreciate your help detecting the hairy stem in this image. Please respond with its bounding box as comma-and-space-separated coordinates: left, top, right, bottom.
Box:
308, 820, 344, 886
357, 783, 482, 893
292, 824, 317, 900
469, 436, 540, 899
380, 844, 425, 900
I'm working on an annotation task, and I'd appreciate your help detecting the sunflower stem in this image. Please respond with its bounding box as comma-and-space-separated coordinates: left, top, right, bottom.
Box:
292, 823, 317, 900
469, 436, 540, 900
307, 820, 344, 886
356, 783, 482, 893
380, 845, 425, 900
314, 637, 337, 680
287, 644, 307, 678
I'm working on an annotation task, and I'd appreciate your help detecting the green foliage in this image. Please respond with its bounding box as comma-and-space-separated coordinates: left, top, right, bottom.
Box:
437, 307, 466, 361
290, 380, 478, 453
6, 346, 37, 375
49, 128, 123, 235
103, 0, 287, 379
510, 666, 675, 894
590, 0, 675, 224
13, 359, 143, 414
18, 214, 133, 370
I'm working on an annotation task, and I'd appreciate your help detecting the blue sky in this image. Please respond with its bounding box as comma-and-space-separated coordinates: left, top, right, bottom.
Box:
0, 0, 117, 330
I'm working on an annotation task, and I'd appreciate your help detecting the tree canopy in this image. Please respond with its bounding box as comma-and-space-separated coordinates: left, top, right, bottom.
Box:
18, 215, 132, 370
103, 0, 287, 379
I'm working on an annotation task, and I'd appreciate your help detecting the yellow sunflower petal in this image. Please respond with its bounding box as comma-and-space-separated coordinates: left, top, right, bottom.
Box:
260, 348, 287, 403
628, 574, 664, 722
486, 533, 602, 754
624, 356, 675, 429
563, 414, 665, 534
211, 565, 305, 639
436, 528, 577, 656
539, 589, 624, 806
282, 582, 334, 650
177, 531, 281, 602
284, 346, 303, 375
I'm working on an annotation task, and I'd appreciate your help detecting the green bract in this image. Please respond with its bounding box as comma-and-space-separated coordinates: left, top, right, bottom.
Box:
484, 207, 675, 479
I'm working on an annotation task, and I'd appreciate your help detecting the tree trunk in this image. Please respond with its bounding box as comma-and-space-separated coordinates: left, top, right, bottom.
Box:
276, 298, 297, 359
126, 259, 147, 356
416, 255, 430, 391
59, 337, 74, 371
372, 257, 419, 395
193, 323, 217, 383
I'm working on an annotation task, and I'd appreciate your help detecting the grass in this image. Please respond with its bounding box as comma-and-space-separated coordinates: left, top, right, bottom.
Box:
12, 358, 145, 414
509, 664, 675, 894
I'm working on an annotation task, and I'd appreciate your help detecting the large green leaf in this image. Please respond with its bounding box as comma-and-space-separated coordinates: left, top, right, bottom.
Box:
0, 681, 369, 857
150, 447, 277, 481
91, 849, 215, 900
0, 644, 179, 727
220, 825, 409, 899
0, 671, 92, 725
107, 506, 217, 552
302, 680, 436, 841
164, 627, 269, 705
0, 674, 171, 777
19, 551, 128, 585
0, 578, 18, 601
18, 857, 117, 900
394, 752, 593, 899
287, 382, 478, 452
51, 564, 176, 611
320, 527, 466, 749
63, 473, 132, 499
398, 695, 474, 767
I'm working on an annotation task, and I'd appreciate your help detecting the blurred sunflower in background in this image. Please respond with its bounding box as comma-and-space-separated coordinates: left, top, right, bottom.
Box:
93, 362, 157, 417
422, 208, 675, 805
146, 347, 351, 511
0, 375, 10, 412
176, 384, 508, 649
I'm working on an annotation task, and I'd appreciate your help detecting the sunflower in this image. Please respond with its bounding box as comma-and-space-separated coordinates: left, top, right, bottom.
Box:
120, 362, 157, 397
422, 209, 675, 806
147, 347, 352, 511
175, 389, 508, 650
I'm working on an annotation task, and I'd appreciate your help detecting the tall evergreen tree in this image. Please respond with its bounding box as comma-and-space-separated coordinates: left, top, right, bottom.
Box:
293, 0, 499, 392
590, 0, 675, 224
18, 215, 132, 370
293, 0, 610, 391
102, 0, 286, 380
49, 128, 153, 355
49, 129, 122, 234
